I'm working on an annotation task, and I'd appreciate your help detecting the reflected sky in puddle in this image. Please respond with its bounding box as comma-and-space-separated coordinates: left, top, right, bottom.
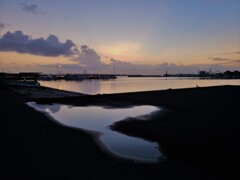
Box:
28, 102, 164, 162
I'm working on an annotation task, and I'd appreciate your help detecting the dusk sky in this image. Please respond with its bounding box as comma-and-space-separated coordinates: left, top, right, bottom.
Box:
0, 0, 239, 74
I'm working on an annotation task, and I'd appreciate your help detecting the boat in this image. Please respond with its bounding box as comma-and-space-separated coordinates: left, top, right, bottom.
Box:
3, 80, 40, 87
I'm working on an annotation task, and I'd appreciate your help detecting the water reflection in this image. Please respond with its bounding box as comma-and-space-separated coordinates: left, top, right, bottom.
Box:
81, 80, 101, 94
39, 77, 240, 95
28, 102, 163, 162
34, 104, 71, 113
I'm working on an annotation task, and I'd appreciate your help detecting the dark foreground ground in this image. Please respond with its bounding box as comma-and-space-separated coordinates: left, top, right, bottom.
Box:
3, 85, 240, 180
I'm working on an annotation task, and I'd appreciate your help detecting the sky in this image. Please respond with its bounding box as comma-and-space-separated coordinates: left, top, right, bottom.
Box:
0, 0, 239, 74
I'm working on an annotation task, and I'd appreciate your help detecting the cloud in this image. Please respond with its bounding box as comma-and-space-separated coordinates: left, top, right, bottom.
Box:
72, 45, 104, 68
110, 58, 132, 66
156, 63, 240, 74
70, 46, 240, 74
224, 51, 240, 55
209, 57, 230, 61
0, 23, 4, 30
156, 63, 198, 74
230, 59, 240, 64
37, 60, 240, 75
1, 30, 239, 74
109, 58, 240, 74
21, 3, 44, 14
34, 44, 240, 74
0, 31, 79, 57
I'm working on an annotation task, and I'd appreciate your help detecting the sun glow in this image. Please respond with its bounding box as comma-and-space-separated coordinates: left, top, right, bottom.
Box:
97, 42, 141, 56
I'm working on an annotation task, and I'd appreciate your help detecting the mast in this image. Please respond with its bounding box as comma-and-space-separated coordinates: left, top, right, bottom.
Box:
114, 62, 116, 75
57, 64, 61, 76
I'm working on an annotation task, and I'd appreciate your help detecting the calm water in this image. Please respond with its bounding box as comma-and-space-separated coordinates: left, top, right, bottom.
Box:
39, 77, 240, 95
28, 102, 163, 162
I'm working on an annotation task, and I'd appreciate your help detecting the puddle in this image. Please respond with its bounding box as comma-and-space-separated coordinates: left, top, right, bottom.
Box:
27, 102, 164, 162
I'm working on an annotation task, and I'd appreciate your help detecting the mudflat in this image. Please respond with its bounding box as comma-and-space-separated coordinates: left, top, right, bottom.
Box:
3, 85, 240, 179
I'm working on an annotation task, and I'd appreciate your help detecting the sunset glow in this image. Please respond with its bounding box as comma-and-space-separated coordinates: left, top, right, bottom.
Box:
0, 0, 239, 74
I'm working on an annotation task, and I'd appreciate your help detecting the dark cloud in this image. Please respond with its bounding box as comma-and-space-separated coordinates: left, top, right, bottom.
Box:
209, 57, 230, 61
21, 3, 43, 14
0, 31, 79, 57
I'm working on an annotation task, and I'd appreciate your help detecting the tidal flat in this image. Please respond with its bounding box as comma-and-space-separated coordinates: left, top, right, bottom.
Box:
3, 85, 240, 180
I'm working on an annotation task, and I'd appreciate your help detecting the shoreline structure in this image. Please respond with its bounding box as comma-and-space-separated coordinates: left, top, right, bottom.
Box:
3, 84, 240, 180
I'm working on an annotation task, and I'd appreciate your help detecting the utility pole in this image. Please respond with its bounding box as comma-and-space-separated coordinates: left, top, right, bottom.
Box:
57, 64, 61, 76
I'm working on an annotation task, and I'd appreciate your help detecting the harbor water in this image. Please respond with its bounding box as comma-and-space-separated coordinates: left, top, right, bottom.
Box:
39, 77, 240, 95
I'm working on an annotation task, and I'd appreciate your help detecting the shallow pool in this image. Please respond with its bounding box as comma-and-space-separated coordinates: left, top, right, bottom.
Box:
27, 102, 164, 162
